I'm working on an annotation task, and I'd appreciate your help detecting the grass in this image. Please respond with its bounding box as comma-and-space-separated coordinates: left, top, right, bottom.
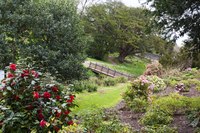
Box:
72, 83, 129, 114
87, 56, 147, 77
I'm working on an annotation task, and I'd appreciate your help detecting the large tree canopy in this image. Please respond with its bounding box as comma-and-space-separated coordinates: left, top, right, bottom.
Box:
147, 0, 200, 67
0, 0, 87, 81
82, 1, 152, 62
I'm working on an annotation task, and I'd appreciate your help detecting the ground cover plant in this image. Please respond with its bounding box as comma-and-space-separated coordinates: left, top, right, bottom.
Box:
0, 64, 75, 132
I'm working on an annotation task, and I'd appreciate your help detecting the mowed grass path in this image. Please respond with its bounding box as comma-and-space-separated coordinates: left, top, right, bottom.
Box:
73, 83, 129, 114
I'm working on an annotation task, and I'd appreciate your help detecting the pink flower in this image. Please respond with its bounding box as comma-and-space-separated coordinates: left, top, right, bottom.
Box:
40, 120, 46, 127
9, 63, 16, 71
31, 70, 39, 78
43, 92, 51, 99
33, 91, 40, 99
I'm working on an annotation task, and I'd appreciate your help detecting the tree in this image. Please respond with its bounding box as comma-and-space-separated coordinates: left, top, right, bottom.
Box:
147, 0, 200, 67
0, 0, 87, 81
82, 1, 151, 62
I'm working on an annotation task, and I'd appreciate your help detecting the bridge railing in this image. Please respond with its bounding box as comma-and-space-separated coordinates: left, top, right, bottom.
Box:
88, 62, 134, 80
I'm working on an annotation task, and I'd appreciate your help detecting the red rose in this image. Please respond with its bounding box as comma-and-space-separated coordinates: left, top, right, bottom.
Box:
66, 95, 75, 103
22, 70, 29, 77
13, 95, 20, 100
9, 63, 16, 71
31, 70, 39, 78
67, 120, 73, 125
53, 126, 60, 132
55, 111, 62, 118
33, 91, 40, 99
40, 120, 46, 127
7, 73, 14, 78
55, 95, 61, 100
43, 92, 51, 99
52, 86, 58, 92
64, 110, 70, 115
37, 113, 44, 120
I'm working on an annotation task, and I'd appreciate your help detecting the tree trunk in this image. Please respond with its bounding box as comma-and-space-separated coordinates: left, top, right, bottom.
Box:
118, 51, 128, 63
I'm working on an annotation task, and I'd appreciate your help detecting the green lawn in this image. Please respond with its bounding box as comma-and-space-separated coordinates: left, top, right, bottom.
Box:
87, 57, 147, 77
72, 83, 129, 114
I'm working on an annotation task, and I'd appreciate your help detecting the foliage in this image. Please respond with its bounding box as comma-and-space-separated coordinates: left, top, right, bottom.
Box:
0, 0, 87, 81
144, 61, 164, 77
140, 106, 173, 126
72, 80, 97, 92
187, 109, 200, 128
0, 64, 75, 132
123, 76, 151, 112
60, 123, 86, 133
102, 77, 117, 86
141, 125, 177, 133
146, 75, 166, 92
80, 109, 132, 133
82, 1, 152, 62
147, 0, 200, 67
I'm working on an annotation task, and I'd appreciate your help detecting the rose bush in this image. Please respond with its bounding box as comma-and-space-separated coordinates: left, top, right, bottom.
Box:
0, 63, 75, 132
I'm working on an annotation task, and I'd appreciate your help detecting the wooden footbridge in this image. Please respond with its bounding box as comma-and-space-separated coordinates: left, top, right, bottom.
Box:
85, 62, 134, 80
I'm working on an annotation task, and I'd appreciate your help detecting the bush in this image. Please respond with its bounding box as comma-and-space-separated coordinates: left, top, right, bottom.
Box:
72, 80, 97, 92
0, 64, 75, 132
0, 0, 87, 81
103, 77, 117, 86
80, 109, 132, 133
141, 125, 177, 133
146, 75, 166, 92
144, 61, 164, 77
140, 106, 173, 126
123, 76, 151, 112
115, 76, 128, 83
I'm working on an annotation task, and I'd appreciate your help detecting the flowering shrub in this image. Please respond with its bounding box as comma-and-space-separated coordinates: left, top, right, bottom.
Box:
144, 61, 164, 77
123, 76, 151, 112
0, 64, 75, 132
146, 75, 166, 92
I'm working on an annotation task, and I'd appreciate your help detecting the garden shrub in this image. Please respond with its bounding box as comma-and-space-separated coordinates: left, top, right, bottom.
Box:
72, 80, 97, 92
115, 76, 128, 83
146, 75, 166, 92
123, 76, 151, 112
0, 64, 75, 132
80, 109, 132, 133
103, 77, 117, 86
141, 125, 177, 133
144, 61, 164, 77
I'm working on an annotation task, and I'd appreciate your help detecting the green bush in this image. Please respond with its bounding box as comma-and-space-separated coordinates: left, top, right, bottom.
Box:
115, 76, 128, 83
146, 75, 166, 92
103, 77, 117, 86
141, 125, 177, 133
123, 76, 150, 112
72, 80, 98, 92
140, 106, 173, 126
80, 109, 132, 133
